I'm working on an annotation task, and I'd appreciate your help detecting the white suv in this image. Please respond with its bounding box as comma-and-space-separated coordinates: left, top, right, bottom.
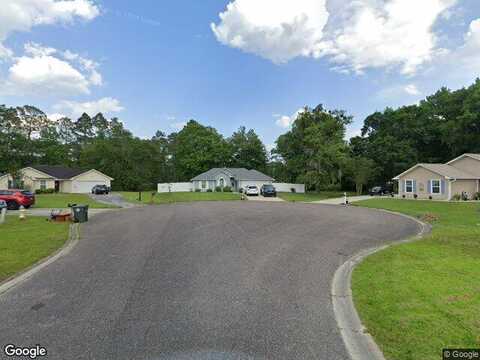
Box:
245, 185, 260, 196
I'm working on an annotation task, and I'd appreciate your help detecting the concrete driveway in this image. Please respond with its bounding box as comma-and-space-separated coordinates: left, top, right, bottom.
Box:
245, 194, 285, 202
89, 193, 140, 208
0, 202, 419, 360
312, 195, 373, 205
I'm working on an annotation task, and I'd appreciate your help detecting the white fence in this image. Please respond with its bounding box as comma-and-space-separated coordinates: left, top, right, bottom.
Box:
273, 183, 306, 193
157, 182, 193, 193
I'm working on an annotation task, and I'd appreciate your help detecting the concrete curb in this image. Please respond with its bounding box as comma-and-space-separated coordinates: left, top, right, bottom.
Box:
331, 210, 432, 360
0, 223, 80, 297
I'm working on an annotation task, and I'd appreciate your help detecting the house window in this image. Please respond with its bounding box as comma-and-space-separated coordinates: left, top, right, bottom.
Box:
40, 180, 47, 190
201, 180, 206, 189
405, 180, 414, 193
219, 178, 225, 188
431, 180, 441, 194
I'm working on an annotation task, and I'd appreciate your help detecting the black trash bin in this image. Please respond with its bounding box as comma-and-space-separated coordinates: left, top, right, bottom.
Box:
71, 205, 89, 223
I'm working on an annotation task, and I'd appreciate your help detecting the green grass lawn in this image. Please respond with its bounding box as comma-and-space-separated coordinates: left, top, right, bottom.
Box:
34, 193, 117, 209
0, 217, 70, 282
352, 198, 480, 360
118, 191, 242, 204
278, 191, 356, 202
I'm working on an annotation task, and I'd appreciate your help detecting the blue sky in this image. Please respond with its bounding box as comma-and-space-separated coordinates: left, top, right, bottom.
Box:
1, 0, 479, 149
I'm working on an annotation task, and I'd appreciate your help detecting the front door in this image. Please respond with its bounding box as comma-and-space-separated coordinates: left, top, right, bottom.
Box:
55, 181, 60, 193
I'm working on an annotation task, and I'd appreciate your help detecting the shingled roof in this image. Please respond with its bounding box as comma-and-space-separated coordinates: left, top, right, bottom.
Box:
394, 163, 480, 180
192, 168, 274, 181
447, 153, 480, 164
30, 165, 89, 179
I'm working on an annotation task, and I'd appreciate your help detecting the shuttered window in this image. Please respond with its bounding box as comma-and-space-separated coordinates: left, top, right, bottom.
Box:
405, 180, 414, 193
431, 180, 441, 194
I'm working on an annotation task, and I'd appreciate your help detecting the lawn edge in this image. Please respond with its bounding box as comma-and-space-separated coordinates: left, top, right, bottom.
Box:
331, 208, 432, 360
0, 223, 80, 297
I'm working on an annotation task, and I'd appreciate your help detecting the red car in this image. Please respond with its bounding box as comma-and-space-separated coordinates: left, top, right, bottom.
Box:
0, 189, 35, 210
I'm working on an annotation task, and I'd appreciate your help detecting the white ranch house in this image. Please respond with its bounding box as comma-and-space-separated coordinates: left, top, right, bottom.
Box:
158, 168, 305, 193
192, 168, 274, 192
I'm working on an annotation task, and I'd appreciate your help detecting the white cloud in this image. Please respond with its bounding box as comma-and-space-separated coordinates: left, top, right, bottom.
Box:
170, 122, 187, 131
449, 18, 480, 75
53, 97, 124, 118
404, 84, 421, 96
211, 0, 329, 64
0, 0, 99, 59
47, 113, 67, 121
323, 0, 457, 75
0, 43, 103, 96
275, 108, 305, 128
212, 0, 457, 74
345, 126, 362, 140
24, 42, 57, 57
416, 17, 480, 86
63, 49, 103, 86
4, 54, 90, 95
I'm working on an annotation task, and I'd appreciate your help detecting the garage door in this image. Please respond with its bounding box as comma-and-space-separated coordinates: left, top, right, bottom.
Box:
72, 181, 108, 194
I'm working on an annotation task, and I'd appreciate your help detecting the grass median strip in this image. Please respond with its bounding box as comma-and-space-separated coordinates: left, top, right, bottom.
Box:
118, 191, 242, 204
0, 217, 70, 282
352, 199, 480, 360
35, 194, 117, 209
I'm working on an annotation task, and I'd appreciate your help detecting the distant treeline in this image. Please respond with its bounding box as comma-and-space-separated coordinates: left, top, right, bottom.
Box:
1, 78, 479, 192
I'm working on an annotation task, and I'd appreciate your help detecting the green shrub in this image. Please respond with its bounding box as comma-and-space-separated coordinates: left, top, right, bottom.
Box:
474, 192, 480, 201
215, 186, 222, 192
320, 184, 341, 191
451, 194, 461, 201
195, 189, 201, 192
35, 188, 55, 194
206, 189, 213, 192
223, 186, 232, 192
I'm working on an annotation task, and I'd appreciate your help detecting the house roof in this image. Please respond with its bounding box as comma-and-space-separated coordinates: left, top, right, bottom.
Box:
192, 168, 274, 181
393, 163, 480, 180
447, 153, 480, 164
30, 165, 90, 179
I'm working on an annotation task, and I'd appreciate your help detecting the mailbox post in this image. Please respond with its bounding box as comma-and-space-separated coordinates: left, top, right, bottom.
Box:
0, 200, 7, 224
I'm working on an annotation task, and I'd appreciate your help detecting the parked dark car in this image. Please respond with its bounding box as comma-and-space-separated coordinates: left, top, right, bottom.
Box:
369, 185, 392, 196
0, 189, 35, 210
91, 185, 110, 195
260, 184, 277, 197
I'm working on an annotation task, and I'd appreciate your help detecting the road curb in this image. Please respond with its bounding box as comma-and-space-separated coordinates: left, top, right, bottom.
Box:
331, 209, 432, 360
0, 223, 81, 297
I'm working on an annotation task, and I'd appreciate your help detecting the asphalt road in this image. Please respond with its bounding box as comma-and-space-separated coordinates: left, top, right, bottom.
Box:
0, 202, 419, 360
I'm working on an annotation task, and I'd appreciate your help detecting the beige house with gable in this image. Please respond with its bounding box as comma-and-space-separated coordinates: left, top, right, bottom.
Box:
394, 154, 480, 200
0, 165, 113, 194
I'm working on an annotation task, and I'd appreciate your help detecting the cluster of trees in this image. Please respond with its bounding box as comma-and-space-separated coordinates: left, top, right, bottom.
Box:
0, 106, 268, 190
350, 78, 480, 185
274, 79, 480, 192
2, 78, 479, 192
